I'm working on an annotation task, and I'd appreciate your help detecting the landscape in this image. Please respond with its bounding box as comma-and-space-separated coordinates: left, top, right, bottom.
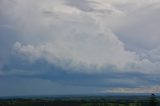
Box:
0, 94, 159, 106
1, 0, 160, 106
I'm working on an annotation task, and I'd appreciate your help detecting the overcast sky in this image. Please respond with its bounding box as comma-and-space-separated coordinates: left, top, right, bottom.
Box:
1, 0, 160, 96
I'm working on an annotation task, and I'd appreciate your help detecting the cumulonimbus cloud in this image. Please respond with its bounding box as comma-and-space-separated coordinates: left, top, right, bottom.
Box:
1, 0, 160, 74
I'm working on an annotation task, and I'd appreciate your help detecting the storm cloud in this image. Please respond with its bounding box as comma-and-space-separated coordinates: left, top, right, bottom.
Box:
1, 0, 160, 96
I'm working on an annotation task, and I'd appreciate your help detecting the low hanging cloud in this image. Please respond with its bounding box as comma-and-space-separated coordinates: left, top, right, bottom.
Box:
103, 86, 160, 94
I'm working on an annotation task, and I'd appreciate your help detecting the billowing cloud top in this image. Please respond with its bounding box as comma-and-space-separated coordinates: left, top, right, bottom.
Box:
1, 0, 160, 96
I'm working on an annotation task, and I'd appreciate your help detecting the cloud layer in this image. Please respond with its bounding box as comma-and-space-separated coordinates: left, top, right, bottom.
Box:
1, 0, 160, 95
3, 0, 139, 71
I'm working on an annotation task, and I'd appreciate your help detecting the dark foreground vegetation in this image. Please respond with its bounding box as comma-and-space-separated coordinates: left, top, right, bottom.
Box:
0, 94, 159, 106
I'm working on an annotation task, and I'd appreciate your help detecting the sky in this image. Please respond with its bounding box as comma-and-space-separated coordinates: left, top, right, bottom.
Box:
1, 0, 160, 97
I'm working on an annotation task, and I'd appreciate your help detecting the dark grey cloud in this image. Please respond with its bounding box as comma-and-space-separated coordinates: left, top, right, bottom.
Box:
0, 26, 19, 70
1, 54, 160, 89
65, 0, 94, 12
0, 76, 103, 97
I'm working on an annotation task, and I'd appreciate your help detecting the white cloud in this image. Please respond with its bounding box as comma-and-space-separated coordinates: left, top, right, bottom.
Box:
1, 0, 160, 74
103, 86, 160, 93
3, 0, 160, 96
4, 0, 139, 72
